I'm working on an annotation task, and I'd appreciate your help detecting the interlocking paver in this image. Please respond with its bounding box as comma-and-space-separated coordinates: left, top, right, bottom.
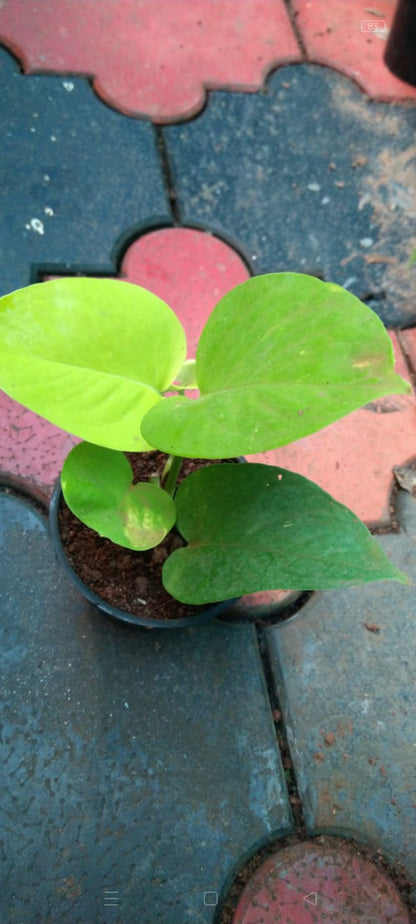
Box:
0, 0, 301, 122
265, 490, 416, 891
0, 489, 293, 924
165, 64, 416, 327
0, 45, 170, 298
233, 838, 412, 923
292, 0, 416, 102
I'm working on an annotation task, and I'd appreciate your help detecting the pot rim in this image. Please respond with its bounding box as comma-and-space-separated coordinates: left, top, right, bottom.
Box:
49, 477, 238, 629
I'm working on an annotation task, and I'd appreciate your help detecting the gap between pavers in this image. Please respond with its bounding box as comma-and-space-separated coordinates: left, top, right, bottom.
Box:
264, 489, 416, 898
0, 489, 293, 924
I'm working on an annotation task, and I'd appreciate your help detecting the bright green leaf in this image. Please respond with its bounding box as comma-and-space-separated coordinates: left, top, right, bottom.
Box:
61, 442, 176, 550
0, 278, 187, 450
162, 463, 407, 604
142, 274, 410, 457
172, 359, 198, 390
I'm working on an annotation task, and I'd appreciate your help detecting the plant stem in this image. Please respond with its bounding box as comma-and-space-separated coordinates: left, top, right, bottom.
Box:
161, 455, 183, 497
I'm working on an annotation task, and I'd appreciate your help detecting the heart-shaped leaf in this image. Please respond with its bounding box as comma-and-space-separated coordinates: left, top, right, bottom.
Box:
142, 274, 410, 457
162, 463, 407, 603
0, 278, 186, 450
61, 442, 176, 550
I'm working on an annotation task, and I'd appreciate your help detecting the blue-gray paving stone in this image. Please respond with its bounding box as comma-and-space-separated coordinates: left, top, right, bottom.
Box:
165, 64, 416, 326
265, 491, 416, 888
0, 47, 170, 296
0, 490, 292, 924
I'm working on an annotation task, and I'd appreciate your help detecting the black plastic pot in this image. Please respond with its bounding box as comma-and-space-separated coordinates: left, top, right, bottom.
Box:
49, 478, 238, 630
384, 0, 416, 87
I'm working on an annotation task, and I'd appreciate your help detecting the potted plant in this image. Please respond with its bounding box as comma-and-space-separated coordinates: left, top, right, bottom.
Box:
0, 273, 409, 627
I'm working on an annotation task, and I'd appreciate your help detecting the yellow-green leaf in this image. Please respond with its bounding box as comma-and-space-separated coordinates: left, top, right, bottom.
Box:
61, 442, 176, 550
142, 274, 410, 457
0, 278, 186, 450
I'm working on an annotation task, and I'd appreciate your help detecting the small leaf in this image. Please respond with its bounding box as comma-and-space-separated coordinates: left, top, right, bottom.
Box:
162, 463, 407, 603
61, 442, 176, 550
117, 482, 177, 550
173, 359, 198, 389
142, 273, 410, 457
0, 278, 186, 450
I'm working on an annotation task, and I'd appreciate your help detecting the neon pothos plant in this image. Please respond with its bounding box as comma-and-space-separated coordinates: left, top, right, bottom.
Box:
0, 274, 410, 604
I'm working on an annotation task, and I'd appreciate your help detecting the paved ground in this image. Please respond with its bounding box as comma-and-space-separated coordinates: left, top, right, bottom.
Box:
0, 2, 416, 922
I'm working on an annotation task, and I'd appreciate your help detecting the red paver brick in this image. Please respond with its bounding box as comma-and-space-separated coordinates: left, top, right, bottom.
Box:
233, 838, 411, 923
0, 396, 78, 503
120, 227, 249, 356
0, 228, 249, 499
0, 0, 301, 122
293, 0, 416, 102
248, 332, 416, 527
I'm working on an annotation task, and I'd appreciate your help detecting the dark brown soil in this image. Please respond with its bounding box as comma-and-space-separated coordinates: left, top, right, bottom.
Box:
56, 451, 230, 623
